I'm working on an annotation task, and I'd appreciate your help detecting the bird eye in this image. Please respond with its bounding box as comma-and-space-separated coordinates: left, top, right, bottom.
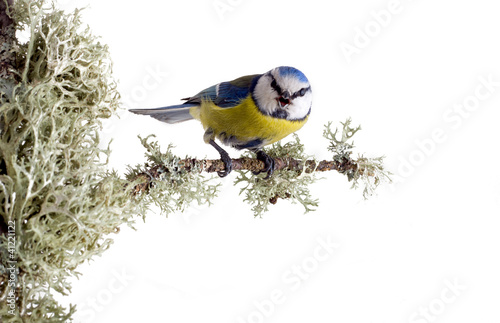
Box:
271, 79, 277, 89
299, 88, 306, 96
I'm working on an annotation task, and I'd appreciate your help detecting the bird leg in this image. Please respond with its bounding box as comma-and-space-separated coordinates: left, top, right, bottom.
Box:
209, 139, 232, 177
252, 149, 275, 179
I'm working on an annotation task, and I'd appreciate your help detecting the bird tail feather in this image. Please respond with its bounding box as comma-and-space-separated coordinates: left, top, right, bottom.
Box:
129, 103, 197, 124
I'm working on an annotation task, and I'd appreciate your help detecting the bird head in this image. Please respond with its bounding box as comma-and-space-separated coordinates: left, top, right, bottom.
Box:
253, 66, 312, 120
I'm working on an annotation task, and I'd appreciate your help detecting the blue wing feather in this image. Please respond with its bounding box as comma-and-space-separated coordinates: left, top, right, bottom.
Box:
182, 84, 217, 102
183, 74, 261, 108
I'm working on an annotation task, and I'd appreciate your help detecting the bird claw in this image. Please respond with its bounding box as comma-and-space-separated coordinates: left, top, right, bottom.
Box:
209, 139, 233, 177
253, 150, 275, 179
217, 157, 232, 177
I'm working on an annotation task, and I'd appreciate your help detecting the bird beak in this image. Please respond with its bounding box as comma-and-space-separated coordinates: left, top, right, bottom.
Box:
277, 91, 291, 109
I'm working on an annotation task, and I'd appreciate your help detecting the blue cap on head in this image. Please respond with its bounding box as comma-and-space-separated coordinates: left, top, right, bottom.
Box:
277, 66, 309, 83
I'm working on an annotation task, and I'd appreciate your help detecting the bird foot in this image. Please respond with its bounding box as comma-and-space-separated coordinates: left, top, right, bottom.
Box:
253, 150, 275, 179
209, 139, 232, 177
217, 150, 232, 177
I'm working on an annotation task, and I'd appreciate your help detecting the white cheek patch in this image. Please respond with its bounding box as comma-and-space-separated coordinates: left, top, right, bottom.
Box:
253, 76, 277, 115
288, 91, 312, 120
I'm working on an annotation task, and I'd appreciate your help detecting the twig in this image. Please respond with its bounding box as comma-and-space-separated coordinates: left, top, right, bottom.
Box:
132, 156, 360, 194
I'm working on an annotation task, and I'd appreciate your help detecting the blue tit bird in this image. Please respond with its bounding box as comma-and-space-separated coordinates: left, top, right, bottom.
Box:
129, 66, 312, 178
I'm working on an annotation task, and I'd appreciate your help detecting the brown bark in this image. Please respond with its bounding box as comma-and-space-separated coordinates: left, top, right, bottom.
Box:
132, 156, 360, 194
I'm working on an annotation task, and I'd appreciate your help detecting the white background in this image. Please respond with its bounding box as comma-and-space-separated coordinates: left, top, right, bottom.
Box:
54, 0, 500, 322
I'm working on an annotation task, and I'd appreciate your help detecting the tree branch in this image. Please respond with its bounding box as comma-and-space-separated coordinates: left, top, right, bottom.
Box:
132, 156, 360, 194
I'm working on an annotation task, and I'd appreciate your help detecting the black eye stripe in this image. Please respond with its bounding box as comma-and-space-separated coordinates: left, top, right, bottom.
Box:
270, 75, 282, 94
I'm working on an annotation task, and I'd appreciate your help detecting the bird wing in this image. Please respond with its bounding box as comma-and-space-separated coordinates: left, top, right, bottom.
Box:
182, 74, 261, 108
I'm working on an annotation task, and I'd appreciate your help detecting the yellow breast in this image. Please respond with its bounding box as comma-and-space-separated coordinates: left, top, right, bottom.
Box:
189, 96, 308, 146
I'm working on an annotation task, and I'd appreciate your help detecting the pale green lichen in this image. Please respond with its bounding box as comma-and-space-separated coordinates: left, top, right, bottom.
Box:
324, 118, 361, 165
324, 118, 392, 198
0, 1, 140, 321
235, 135, 320, 217
235, 120, 392, 217
353, 155, 391, 198
126, 135, 219, 218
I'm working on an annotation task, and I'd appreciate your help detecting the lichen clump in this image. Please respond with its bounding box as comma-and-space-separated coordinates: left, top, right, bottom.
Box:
126, 135, 220, 217
323, 118, 392, 198
235, 135, 319, 217
234, 119, 392, 217
0, 1, 138, 321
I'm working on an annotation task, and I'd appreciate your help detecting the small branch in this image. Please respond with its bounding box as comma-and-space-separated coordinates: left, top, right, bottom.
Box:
132, 156, 360, 194
130, 121, 391, 211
